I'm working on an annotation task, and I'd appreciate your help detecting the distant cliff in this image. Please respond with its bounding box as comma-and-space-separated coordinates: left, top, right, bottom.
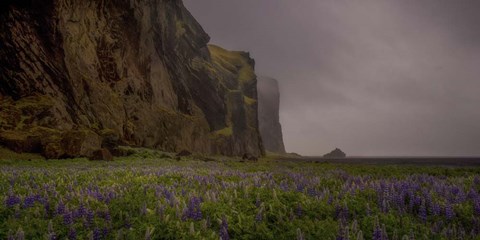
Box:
0, 0, 264, 158
257, 77, 286, 153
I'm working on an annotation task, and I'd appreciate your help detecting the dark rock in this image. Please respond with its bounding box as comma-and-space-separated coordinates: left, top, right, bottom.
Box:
110, 147, 135, 157
257, 77, 286, 153
101, 129, 119, 151
199, 156, 215, 162
89, 148, 113, 161
323, 148, 347, 158
41, 130, 101, 159
176, 150, 192, 157
0, 1, 264, 158
42, 142, 64, 159
0, 131, 42, 153
242, 153, 258, 162
60, 130, 102, 158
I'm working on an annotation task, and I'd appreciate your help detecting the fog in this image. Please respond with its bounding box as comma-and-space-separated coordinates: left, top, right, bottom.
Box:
184, 0, 480, 156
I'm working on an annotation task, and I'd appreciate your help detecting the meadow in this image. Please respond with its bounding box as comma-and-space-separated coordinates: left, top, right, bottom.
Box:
1, 149, 480, 239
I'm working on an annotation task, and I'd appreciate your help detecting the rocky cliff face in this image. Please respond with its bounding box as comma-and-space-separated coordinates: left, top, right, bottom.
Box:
257, 77, 286, 153
0, 0, 264, 158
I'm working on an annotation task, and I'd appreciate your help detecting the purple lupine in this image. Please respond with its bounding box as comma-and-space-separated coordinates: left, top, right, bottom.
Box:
335, 204, 342, 219
63, 211, 74, 225
255, 208, 263, 222
431, 203, 441, 216
23, 195, 36, 208
419, 202, 427, 223
474, 176, 480, 185
102, 227, 109, 238
56, 201, 66, 215
43, 200, 51, 217
104, 210, 111, 222
182, 196, 203, 221
93, 228, 102, 240
85, 210, 94, 228
76, 204, 86, 218
336, 224, 347, 240
5, 195, 21, 207
474, 197, 480, 216
445, 203, 455, 221
47, 232, 57, 240
373, 224, 382, 240
68, 227, 77, 240
219, 217, 230, 240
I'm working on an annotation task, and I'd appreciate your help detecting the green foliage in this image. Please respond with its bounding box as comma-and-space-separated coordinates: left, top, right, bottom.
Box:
0, 156, 479, 239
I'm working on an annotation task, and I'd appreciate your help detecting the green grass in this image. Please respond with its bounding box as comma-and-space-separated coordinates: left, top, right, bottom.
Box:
0, 150, 479, 239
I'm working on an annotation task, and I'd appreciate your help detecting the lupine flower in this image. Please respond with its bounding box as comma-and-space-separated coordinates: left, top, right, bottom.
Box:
63, 211, 73, 225
219, 217, 229, 240
47, 232, 57, 240
76, 204, 86, 218
182, 196, 202, 221
102, 227, 109, 238
419, 202, 427, 222
85, 210, 94, 228
22, 195, 36, 208
445, 204, 454, 220
473, 197, 480, 215
5, 195, 21, 207
93, 228, 102, 240
56, 201, 66, 215
255, 208, 263, 222
68, 227, 77, 240
373, 225, 382, 240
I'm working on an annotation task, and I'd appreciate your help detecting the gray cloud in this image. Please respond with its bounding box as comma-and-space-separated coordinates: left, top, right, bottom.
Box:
184, 0, 480, 156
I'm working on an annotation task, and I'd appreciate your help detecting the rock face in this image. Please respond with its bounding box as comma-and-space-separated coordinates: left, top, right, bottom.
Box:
323, 148, 347, 158
257, 77, 286, 153
89, 148, 113, 161
0, 0, 264, 158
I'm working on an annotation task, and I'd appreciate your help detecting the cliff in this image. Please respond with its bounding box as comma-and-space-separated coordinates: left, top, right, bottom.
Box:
0, 0, 264, 158
257, 77, 286, 153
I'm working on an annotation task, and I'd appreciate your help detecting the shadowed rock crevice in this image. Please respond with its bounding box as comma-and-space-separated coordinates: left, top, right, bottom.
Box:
0, 0, 264, 158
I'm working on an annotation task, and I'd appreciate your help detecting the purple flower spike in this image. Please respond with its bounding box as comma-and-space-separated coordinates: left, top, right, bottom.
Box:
182, 196, 203, 221
445, 204, 455, 221
220, 217, 230, 240
63, 211, 74, 225
5, 195, 21, 208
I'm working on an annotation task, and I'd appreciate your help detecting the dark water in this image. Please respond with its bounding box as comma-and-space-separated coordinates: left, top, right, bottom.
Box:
283, 156, 480, 166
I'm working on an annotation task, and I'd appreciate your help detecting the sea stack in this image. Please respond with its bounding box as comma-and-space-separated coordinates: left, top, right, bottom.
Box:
257, 76, 286, 154
323, 148, 347, 158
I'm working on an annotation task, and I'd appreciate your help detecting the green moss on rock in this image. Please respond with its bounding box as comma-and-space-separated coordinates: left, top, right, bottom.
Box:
214, 127, 233, 137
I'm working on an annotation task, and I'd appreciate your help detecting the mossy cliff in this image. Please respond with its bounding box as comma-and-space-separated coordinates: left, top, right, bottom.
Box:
0, 0, 264, 158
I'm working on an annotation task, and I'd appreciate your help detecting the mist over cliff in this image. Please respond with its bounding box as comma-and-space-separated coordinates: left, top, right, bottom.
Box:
257, 77, 286, 154
0, 0, 264, 158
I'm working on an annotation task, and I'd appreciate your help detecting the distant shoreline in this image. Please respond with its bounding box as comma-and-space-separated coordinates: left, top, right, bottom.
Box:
280, 156, 480, 166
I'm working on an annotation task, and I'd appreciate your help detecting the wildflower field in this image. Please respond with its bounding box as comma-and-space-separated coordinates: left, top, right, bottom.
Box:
1, 152, 480, 239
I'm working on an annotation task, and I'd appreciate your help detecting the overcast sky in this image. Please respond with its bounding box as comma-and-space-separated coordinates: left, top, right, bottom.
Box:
184, 0, 480, 156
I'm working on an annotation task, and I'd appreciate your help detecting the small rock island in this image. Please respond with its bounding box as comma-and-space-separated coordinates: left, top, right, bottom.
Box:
323, 148, 347, 158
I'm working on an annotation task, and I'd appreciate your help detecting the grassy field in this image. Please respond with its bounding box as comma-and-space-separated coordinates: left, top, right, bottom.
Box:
1, 149, 480, 239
